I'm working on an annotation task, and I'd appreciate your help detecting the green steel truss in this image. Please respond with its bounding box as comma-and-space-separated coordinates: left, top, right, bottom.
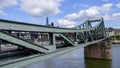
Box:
0, 17, 107, 67
0, 18, 106, 53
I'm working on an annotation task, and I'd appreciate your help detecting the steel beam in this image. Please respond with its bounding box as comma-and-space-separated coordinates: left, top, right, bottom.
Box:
59, 34, 75, 46
0, 19, 100, 33
0, 31, 49, 53
0, 38, 105, 68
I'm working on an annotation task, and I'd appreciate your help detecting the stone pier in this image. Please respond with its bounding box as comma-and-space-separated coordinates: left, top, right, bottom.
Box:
84, 39, 112, 60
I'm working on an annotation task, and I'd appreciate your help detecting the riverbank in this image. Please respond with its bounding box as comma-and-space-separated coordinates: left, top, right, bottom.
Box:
112, 40, 120, 44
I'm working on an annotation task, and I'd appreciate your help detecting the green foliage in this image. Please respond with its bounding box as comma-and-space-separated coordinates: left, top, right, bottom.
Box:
112, 34, 120, 37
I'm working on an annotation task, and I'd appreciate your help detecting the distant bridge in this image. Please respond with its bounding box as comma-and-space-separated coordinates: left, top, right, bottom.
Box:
0, 18, 108, 68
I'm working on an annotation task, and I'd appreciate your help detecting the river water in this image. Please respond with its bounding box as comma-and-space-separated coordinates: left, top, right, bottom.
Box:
25, 44, 120, 68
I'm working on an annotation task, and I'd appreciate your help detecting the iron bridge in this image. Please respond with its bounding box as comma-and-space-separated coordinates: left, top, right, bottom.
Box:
0, 18, 107, 68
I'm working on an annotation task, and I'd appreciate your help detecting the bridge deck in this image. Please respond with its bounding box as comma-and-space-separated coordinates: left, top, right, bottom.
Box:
0, 38, 105, 68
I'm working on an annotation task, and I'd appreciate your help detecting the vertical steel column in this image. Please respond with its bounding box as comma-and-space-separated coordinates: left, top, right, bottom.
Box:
89, 30, 93, 41
101, 18, 106, 38
0, 40, 1, 51
53, 34, 56, 47
74, 33, 78, 46
49, 33, 56, 47
84, 31, 87, 43
49, 33, 53, 45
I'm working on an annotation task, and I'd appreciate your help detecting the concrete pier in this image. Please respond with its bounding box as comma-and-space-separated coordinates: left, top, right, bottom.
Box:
84, 39, 112, 60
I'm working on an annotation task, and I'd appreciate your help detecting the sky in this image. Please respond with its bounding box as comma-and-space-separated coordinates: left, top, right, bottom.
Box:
0, 0, 120, 28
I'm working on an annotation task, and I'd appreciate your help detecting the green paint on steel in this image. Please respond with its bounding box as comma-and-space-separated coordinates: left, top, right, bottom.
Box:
0, 38, 105, 68
0, 31, 49, 53
0, 18, 105, 33
0, 17, 108, 68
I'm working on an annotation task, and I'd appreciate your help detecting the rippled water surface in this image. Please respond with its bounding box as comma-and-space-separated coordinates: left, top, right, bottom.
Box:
25, 44, 120, 68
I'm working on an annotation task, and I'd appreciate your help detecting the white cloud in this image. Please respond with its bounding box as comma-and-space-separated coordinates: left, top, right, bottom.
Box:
102, 14, 112, 20
65, 3, 113, 21
80, 4, 89, 8
102, 12, 120, 20
0, 10, 4, 14
114, 26, 120, 29
73, 3, 79, 8
57, 3, 114, 28
85, 7, 100, 16
113, 12, 120, 17
64, 9, 100, 21
0, 0, 18, 15
112, 12, 120, 19
102, 3, 113, 11
58, 19, 76, 28
116, 2, 120, 8
20, 0, 63, 17
73, 3, 89, 8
